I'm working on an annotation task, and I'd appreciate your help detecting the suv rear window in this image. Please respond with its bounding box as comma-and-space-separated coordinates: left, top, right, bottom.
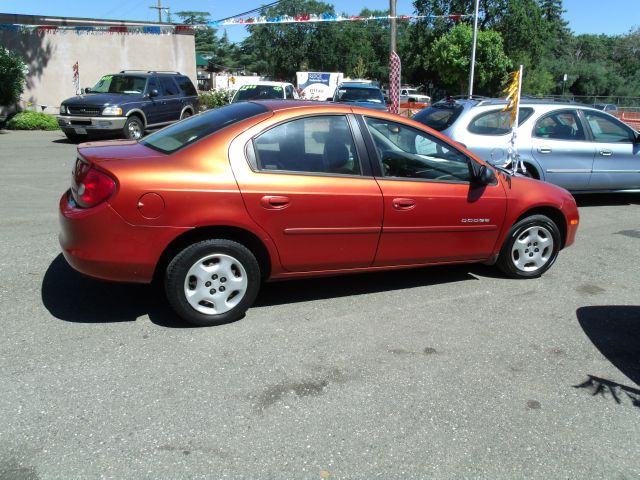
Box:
176, 76, 197, 96
467, 108, 534, 135
140, 102, 269, 154
412, 103, 464, 131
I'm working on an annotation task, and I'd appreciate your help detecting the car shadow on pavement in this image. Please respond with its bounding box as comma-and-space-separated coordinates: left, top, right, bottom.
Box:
42, 254, 480, 327
575, 305, 640, 408
574, 193, 640, 207
254, 264, 478, 307
41, 254, 187, 328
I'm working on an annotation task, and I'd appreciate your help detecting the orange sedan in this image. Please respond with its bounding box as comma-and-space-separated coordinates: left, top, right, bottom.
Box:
60, 101, 579, 326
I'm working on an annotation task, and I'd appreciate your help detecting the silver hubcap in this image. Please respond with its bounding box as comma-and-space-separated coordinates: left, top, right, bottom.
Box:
511, 225, 554, 272
128, 121, 142, 139
184, 253, 248, 315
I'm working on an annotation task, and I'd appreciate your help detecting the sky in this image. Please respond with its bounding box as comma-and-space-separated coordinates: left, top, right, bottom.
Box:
3, 0, 638, 44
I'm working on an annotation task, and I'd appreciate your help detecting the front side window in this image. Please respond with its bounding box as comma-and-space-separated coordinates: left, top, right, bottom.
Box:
253, 115, 361, 175
468, 108, 534, 135
365, 117, 470, 182
90, 75, 146, 94
584, 111, 636, 143
533, 110, 586, 141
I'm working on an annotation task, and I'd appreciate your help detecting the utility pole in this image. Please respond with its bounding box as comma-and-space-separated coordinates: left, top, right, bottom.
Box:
468, 0, 480, 97
388, 0, 401, 114
149, 0, 168, 23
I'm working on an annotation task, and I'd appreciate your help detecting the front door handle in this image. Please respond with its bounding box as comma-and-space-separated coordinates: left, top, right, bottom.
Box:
599, 149, 613, 156
538, 147, 552, 154
260, 195, 290, 209
392, 198, 416, 210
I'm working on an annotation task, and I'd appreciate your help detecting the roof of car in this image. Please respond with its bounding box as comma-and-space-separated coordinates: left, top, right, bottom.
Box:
240, 81, 294, 87
115, 70, 184, 77
337, 83, 382, 90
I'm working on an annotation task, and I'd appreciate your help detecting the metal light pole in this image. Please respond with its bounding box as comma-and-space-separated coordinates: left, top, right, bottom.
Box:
388, 0, 401, 114
468, 0, 480, 98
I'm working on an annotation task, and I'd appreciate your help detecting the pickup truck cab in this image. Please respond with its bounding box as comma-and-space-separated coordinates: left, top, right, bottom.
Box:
57, 71, 198, 141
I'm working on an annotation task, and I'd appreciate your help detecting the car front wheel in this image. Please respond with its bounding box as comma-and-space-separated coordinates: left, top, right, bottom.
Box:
123, 116, 144, 140
164, 239, 261, 326
496, 214, 561, 279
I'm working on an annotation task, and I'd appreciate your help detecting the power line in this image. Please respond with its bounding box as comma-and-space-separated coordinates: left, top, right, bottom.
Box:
212, 0, 286, 23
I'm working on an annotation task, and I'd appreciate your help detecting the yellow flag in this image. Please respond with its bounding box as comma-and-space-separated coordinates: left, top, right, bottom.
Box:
502, 69, 521, 127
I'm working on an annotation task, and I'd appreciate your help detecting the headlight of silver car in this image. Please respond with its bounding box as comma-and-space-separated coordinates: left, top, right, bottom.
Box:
102, 106, 123, 116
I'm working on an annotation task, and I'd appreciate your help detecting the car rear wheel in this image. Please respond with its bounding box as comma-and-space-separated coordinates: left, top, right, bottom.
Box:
180, 109, 192, 120
497, 214, 560, 279
123, 116, 144, 140
164, 239, 261, 326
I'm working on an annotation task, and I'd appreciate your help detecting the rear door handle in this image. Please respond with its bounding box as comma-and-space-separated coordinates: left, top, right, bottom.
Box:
392, 198, 416, 210
537, 147, 552, 154
260, 195, 290, 209
599, 149, 613, 156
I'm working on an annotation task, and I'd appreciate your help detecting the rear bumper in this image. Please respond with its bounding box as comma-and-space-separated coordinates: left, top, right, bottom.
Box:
57, 115, 127, 132
59, 191, 188, 283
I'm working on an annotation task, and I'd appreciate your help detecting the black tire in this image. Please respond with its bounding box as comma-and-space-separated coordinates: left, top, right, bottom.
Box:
496, 214, 561, 279
164, 239, 261, 326
180, 109, 192, 120
521, 163, 539, 179
123, 116, 144, 140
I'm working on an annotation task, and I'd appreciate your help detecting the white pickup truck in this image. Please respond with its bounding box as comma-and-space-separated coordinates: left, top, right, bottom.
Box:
399, 87, 431, 104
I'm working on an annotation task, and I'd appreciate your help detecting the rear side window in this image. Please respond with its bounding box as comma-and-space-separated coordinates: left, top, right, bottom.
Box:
159, 77, 180, 96
412, 103, 464, 131
176, 76, 197, 96
468, 108, 534, 135
253, 115, 361, 175
140, 102, 269, 154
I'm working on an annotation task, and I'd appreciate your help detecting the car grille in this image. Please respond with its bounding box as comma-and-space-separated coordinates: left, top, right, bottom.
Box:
68, 106, 102, 116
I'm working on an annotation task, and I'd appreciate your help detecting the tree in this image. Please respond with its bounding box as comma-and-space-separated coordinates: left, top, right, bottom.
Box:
431, 23, 511, 95
0, 47, 26, 107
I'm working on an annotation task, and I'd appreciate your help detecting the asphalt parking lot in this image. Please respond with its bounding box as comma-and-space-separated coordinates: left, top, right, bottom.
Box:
0, 129, 638, 479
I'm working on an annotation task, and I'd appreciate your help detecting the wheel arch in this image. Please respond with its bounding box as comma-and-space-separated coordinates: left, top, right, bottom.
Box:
515, 206, 567, 248
126, 109, 147, 128
153, 225, 272, 284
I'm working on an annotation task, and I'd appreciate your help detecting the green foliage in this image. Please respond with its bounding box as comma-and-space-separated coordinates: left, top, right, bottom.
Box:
431, 23, 511, 95
0, 47, 27, 107
6, 111, 59, 130
198, 89, 231, 110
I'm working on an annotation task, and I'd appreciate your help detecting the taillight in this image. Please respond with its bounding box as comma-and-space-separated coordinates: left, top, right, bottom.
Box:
76, 168, 116, 208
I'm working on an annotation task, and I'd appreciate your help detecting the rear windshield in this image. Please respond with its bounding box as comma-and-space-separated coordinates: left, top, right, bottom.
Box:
140, 102, 269, 154
232, 85, 284, 102
412, 103, 464, 131
335, 87, 384, 104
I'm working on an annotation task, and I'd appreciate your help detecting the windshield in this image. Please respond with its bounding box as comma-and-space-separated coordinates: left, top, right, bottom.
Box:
335, 87, 384, 104
140, 102, 270, 154
90, 75, 147, 95
412, 103, 465, 131
232, 85, 284, 102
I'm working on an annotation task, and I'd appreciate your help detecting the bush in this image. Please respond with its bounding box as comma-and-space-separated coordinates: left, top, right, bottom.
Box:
0, 47, 27, 107
6, 111, 59, 130
199, 89, 231, 110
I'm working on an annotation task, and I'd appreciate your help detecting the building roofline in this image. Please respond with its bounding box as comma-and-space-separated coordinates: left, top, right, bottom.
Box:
0, 12, 179, 27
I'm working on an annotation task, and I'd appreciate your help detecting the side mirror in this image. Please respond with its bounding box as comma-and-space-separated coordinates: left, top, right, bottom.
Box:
83, 87, 91, 94
635, 133, 640, 144
474, 164, 496, 185
148, 89, 159, 98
